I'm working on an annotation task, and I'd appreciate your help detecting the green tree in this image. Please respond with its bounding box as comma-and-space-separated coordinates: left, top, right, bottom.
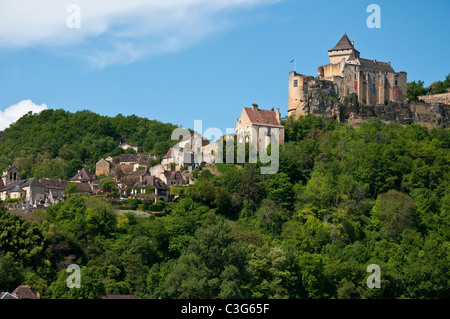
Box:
164, 215, 249, 298
0, 255, 25, 292
371, 190, 415, 239
49, 266, 105, 299
0, 210, 47, 267
65, 182, 80, 195
407, 80, 427, 101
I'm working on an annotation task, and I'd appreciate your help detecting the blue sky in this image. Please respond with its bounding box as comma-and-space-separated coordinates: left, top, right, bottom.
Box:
0, 0, 449, 132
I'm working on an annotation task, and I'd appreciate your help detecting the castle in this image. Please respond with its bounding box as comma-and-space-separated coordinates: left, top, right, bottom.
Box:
288, 33, 407, 118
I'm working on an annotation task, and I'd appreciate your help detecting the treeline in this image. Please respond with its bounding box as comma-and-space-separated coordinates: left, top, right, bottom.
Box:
407, 73, 450, 101
0, 109, 179, 179
0, 115, 449, 299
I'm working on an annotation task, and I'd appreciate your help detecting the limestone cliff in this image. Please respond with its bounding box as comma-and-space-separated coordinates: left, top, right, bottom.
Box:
298, 79, 449, 128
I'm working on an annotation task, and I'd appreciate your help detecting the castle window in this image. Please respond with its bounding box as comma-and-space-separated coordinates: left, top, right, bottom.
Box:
293, 80, 298, 87
395, 80, 398, 86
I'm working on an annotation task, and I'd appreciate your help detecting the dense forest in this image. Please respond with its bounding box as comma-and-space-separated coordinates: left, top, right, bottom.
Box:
0, 109, 179, 179
0, 114, 448, 299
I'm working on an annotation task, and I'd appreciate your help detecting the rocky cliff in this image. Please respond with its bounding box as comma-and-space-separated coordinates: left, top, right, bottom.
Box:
300, 79, 450, 128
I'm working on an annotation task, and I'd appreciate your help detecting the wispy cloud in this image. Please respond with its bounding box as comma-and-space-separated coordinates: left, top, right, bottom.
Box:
0, 0, 279, 67
0, 100, 48, 131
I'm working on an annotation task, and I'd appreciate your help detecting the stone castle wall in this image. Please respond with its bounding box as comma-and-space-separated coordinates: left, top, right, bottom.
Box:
418, 92, 450, 105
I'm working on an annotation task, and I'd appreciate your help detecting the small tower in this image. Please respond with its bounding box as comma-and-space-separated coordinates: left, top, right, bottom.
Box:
2, 165, 21, 186
327, 33, 360, 64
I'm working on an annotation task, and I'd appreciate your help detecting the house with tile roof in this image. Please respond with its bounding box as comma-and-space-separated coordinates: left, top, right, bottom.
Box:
11, 285, 39, 299
235, 104, 285, 151
69, 168, 99, 194
130, 173, 170, 202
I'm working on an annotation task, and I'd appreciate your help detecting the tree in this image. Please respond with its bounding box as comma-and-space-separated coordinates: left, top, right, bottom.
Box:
372, 190, 415, 239
164, 215, 249, 298
407, 80, 427, 101
0, 210, 46, 267
0, 255, 24, 292
256, 199, 288, 235
267, 172, 295, 211
65, 182, 79, 195
49, 266, 105, 299
239, 163, 264, 211
99, 178, 116, 193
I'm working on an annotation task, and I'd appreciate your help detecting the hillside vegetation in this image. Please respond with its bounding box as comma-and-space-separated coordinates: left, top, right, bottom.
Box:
0, 109, 179, 179
0, 115, 448, 299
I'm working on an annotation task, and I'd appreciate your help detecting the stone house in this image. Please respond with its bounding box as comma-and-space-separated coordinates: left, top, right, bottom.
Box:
120, 142, 139, 152
69, 168, 99, 194
96, 158, 114, 176
130, 174, 170, 202
235, 104, 285, 151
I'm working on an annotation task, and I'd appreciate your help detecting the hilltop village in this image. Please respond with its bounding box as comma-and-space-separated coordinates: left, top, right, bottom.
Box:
1, 34, 448, 211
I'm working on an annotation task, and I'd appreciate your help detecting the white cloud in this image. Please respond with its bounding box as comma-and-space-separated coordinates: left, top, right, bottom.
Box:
0, 0, 278, 67
0, 100, 48, 131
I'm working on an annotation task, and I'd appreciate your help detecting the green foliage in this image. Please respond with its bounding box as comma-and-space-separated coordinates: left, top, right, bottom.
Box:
407, 80, 427, 101
0, 109, 178, 179
65, 182, 80, 195
2, 114, 448, 300
164, 215, 249, 298
0, 210, 47, 267
371, 190, 415, 239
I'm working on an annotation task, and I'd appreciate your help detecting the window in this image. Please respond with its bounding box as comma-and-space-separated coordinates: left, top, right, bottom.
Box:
293, 80, 298, 87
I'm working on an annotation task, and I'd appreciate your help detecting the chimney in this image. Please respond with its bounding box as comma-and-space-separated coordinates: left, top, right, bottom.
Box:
251, 103, 258, 111
275, 108, 281, 123
351, 41, 354, 46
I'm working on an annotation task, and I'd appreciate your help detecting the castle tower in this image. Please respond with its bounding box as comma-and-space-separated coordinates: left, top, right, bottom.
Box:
327, 33, 360, 65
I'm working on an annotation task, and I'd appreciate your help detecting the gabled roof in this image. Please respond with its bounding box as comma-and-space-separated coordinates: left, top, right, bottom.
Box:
39, 178, 69, 189
77, 182, 96, 194
21, 178, 43, 188
164, 148, 173, 158
244, 108, 283, 127
0, 178, 44, 192
120, 154, 140, 163
134, 175, 169, 191
2, 165, 19, 173
69, 168, 96, 182
9, 184, 24, 193
1, 292, 18, 299
97, 158, 112, 165
11, 285, 39, 299
164, 170, 185, 182
329, 33, 354, 52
